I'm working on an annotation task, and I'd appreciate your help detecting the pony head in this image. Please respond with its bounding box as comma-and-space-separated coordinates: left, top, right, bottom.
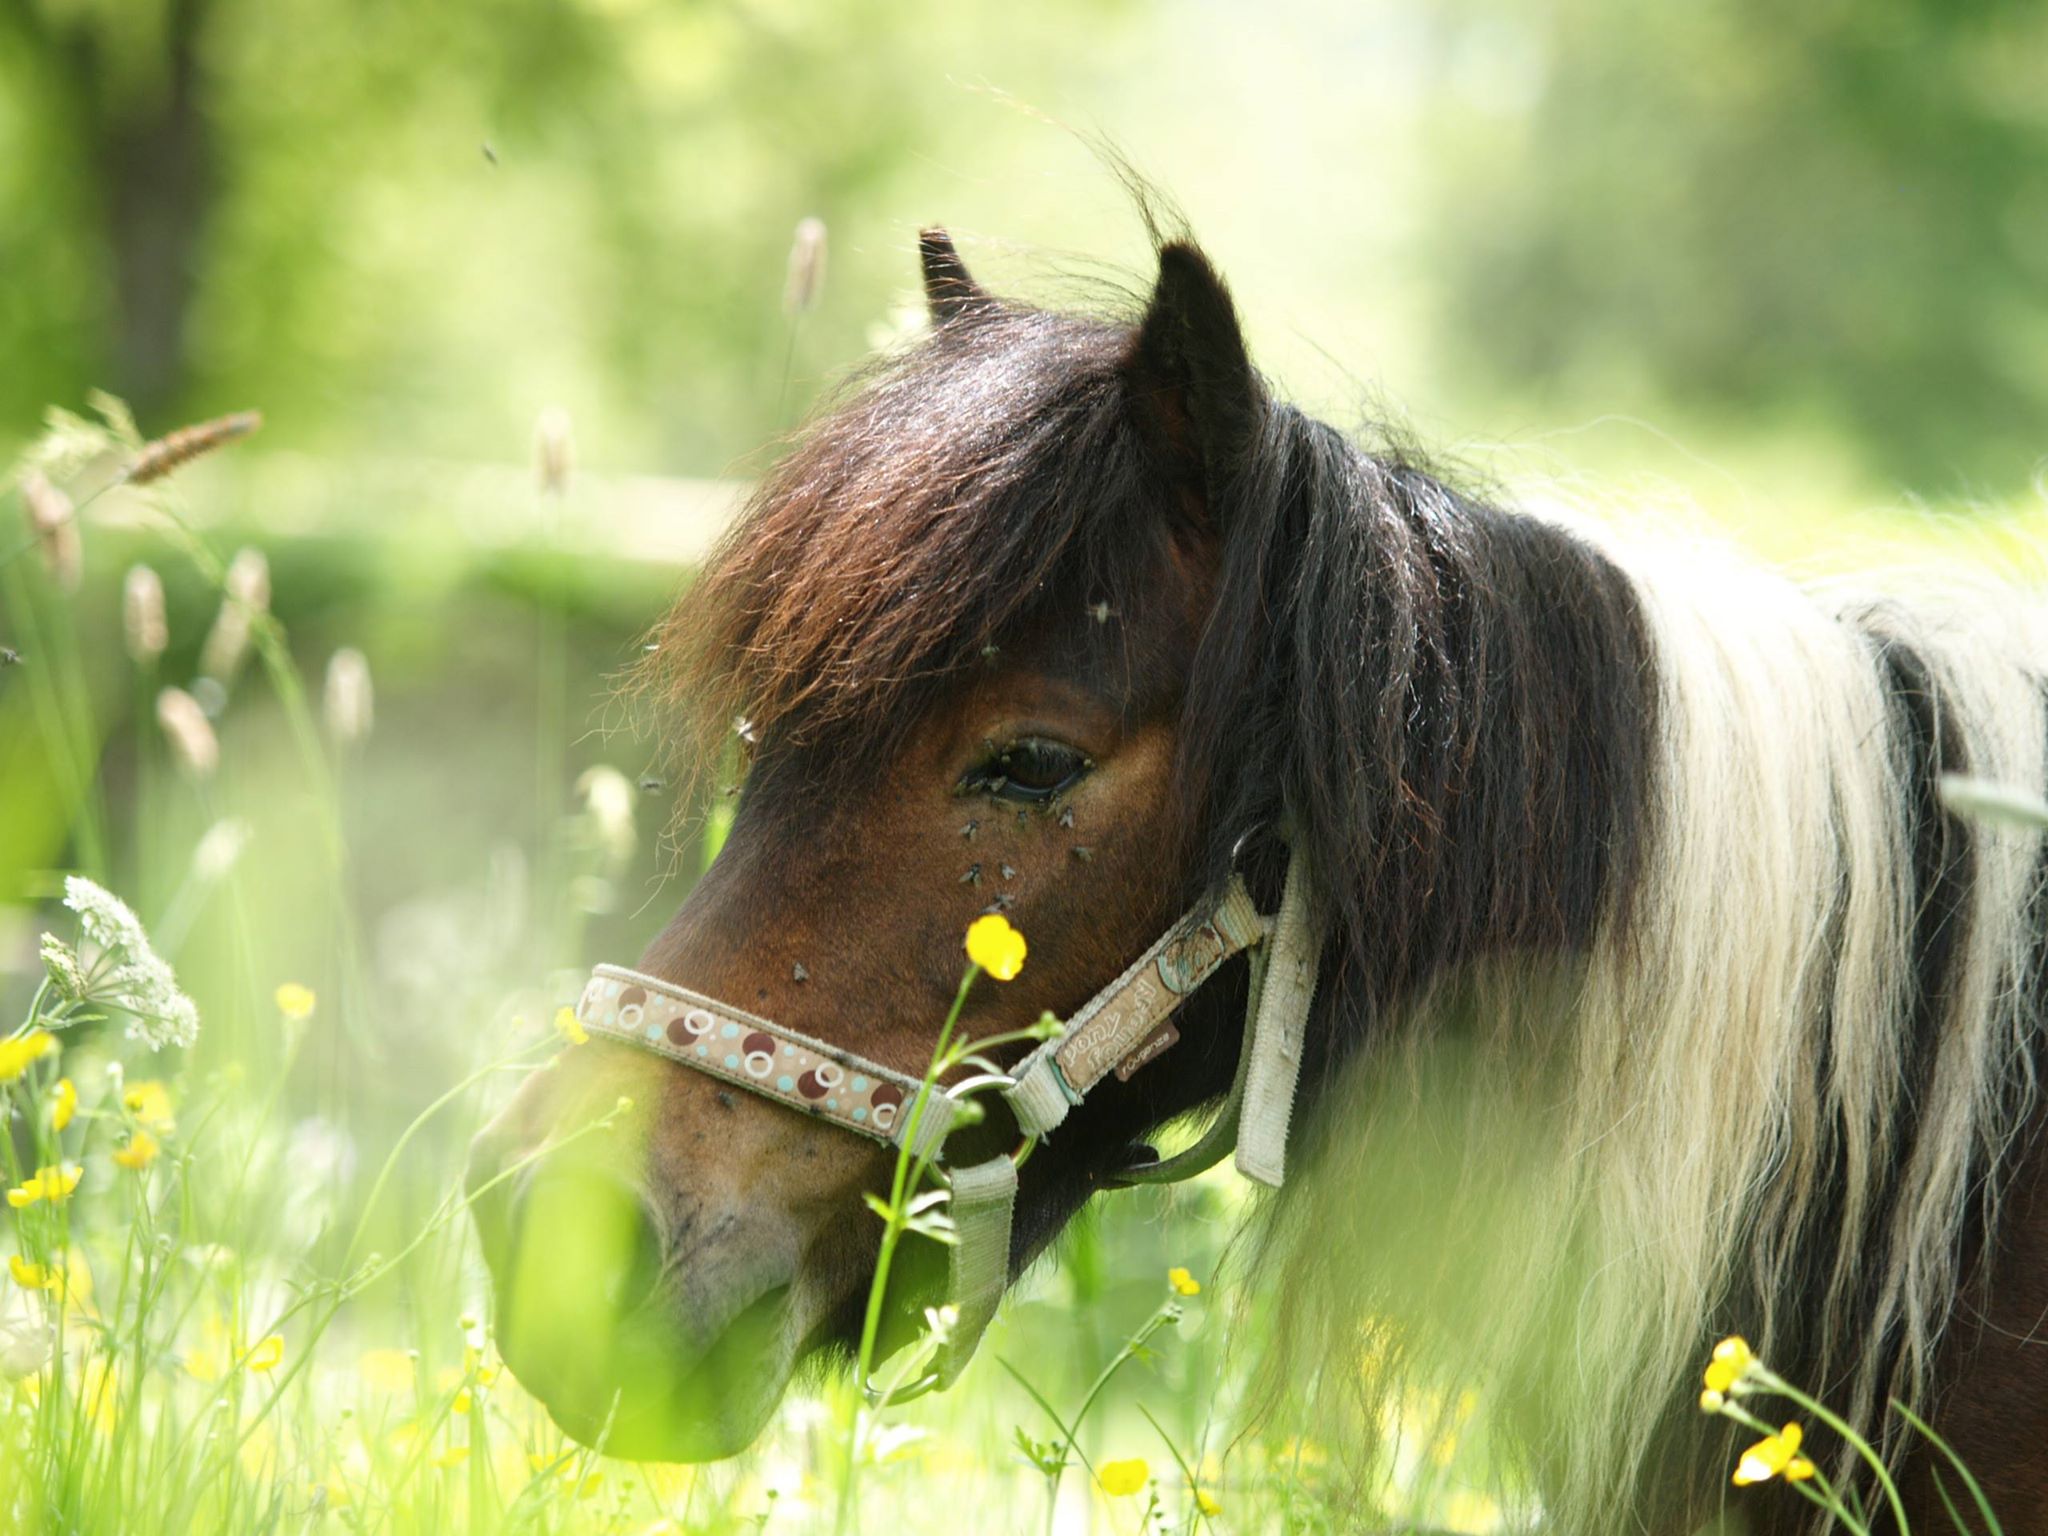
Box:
466, 228, 1305, 1459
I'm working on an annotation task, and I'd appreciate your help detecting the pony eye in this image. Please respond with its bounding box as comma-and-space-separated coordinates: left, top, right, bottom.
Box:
964, 737, 1090, 803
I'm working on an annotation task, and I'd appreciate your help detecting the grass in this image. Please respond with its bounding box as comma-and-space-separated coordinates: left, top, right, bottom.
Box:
0, 403, 1390, 1536
2, 401, 2026, 1536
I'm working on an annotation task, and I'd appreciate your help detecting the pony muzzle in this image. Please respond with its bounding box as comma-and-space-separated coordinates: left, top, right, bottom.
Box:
468, 1143, 803, 1460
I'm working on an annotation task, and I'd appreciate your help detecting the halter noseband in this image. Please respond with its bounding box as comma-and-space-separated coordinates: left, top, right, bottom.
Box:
572, 848, 1322, 1393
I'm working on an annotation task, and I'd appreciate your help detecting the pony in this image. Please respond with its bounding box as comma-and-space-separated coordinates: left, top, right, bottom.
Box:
468, 222, 2048, 1532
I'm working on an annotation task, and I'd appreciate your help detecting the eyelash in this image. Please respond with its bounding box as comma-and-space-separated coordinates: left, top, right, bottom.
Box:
958, 737, 1092, 804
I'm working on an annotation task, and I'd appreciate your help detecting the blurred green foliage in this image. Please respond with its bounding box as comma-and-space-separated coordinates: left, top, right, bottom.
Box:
3, 0, 2044, 497
1434, 0, 2048, 491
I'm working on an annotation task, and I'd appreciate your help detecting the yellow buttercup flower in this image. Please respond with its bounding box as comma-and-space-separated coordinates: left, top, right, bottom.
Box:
553, 1007, 589, 1046
1168, 1266, 1202, 1297
1732, 1422, 1817, 1486
432, 1445, 471, 1469
10, 1255, 54, 1290
113, 1131, 161, 1170
246, 1334, 285, 1372
7, 1164, 82, 1208
462, 1344, 499, 1387
122, 1080, 176, 1132
1195, 1489, 1223, 1517
1702, 1335, 1755, 1397
528, 1454, 601, 1497
965, 914, 1027, 981
51, 1077, 76, 1131
0, 1029, 57, 1083
360, 1348, 416, 1392
275, 983, 316, 1020
1097, 1458, 1149, 1497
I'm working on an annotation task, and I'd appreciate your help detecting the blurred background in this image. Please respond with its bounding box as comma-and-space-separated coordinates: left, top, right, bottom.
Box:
2, 0, 2046, 1527
7, 0, 2048, 496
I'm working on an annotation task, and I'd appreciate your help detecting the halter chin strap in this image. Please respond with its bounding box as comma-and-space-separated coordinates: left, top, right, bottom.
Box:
572, 848, 1322, 1393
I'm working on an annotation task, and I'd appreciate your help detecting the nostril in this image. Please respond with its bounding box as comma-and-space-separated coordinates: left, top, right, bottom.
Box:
608, 1202, 665, 1313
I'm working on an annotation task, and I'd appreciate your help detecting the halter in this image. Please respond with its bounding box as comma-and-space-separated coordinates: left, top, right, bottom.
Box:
572, 848, 1322, 1394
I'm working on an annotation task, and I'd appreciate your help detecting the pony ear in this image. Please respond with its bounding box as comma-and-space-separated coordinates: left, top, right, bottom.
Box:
919, 227, 994, 326
1124, 242, 1261, 512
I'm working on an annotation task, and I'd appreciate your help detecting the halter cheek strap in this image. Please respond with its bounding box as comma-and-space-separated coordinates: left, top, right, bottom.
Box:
571, 851, 1322, 1392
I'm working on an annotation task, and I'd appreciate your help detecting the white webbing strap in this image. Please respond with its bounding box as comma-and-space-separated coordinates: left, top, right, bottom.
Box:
1234, 848, 1319, 1186
934, 1154, 1018, 1386
1001, 877, 1265, 1136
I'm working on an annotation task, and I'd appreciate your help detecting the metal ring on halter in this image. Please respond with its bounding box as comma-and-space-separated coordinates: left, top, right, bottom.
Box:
933, 1071, 1037, 1180
863, 1366, 941, 1407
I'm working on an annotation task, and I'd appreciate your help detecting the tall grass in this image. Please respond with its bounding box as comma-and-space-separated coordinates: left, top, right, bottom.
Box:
0, 404, 1340, 1536
3, 403, 2011, 1536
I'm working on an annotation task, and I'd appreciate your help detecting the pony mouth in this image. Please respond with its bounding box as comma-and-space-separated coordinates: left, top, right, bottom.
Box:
515, 1281, 800, 1462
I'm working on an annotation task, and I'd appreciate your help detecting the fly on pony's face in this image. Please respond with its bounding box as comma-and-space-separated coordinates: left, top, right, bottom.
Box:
469, 223, 2048, 1531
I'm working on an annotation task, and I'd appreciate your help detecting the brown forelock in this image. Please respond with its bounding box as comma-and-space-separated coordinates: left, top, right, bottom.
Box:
637, 303, 1216, 818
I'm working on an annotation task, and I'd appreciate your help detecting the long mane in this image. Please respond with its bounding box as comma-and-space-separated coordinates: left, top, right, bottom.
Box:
640, 243, 2048, 1528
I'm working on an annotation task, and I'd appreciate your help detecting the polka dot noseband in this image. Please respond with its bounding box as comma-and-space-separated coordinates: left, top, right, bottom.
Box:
574, 965, 949, 1156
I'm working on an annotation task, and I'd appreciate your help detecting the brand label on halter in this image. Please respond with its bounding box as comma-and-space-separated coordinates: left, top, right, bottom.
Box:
1054, 913, 1243, 1093
1114, 1020, 1180, 1082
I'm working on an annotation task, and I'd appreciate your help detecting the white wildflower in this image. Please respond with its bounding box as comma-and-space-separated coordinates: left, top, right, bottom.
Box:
64, 874, 149, 957
39, 932, 87, 1001
0, 1288, 53, 1381
61, 876, 200, 1050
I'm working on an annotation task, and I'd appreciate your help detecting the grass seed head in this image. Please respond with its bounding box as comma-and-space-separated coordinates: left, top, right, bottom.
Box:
156, 686, 220, 778
124, 564, 168, 663
200, 547, 270, 682
21, 471, 80, 591
535, 406, 574, 497
323, 646, 374, 743
784, 216, 828, 315
125, 411, 262, 486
